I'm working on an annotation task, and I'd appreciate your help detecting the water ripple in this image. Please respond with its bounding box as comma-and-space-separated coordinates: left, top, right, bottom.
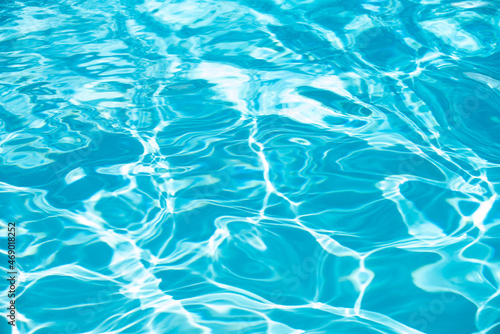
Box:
1, 0, 500, 333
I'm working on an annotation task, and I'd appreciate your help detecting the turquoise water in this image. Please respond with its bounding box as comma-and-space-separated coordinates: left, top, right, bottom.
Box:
1, 0, 500, 333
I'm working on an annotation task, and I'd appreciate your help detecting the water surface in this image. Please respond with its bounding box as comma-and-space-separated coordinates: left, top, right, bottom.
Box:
1, 0, 500, 333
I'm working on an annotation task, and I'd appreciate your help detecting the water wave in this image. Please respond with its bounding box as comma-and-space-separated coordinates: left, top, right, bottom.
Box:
1, 0, 500, 333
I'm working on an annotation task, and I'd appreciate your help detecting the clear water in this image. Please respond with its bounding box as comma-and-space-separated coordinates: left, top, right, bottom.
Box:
1, 0, 500, 333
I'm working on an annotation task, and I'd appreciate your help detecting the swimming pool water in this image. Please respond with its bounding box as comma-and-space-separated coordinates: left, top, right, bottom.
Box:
1, 0, 500, 333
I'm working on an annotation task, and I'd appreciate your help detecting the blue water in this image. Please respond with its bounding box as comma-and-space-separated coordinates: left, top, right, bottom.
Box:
1, 0, 500, 333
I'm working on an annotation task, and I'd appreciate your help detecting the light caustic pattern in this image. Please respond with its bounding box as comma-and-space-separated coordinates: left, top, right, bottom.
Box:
0, 0, 500, 333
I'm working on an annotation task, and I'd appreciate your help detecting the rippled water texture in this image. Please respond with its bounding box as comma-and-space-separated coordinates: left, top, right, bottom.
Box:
1, 0, 500, 333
